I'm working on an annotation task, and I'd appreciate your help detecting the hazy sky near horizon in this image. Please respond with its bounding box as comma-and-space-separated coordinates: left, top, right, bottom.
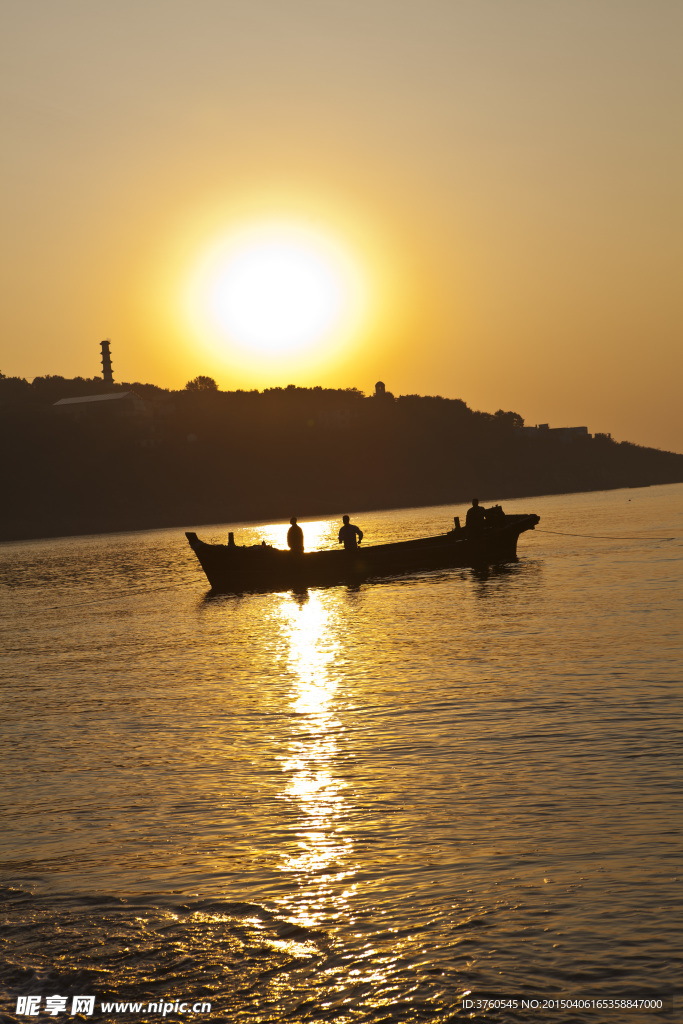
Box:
2, 0, 682, 451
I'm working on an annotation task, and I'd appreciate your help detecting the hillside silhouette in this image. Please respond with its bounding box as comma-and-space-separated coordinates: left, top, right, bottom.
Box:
1, 372, 681, 541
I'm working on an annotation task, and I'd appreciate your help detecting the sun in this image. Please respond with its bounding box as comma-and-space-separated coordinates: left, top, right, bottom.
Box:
185, 222, 365, 358
212, 235, 342, 350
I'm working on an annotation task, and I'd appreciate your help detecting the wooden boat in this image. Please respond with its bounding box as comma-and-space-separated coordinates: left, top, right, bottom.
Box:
185, 507, 540, 592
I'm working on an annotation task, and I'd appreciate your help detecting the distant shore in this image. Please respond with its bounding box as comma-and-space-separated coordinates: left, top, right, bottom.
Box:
3, 479, 678, 545
3, 377, 682, 543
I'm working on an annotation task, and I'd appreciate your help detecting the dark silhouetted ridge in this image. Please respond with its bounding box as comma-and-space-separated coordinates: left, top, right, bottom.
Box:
1, 374, 681, 541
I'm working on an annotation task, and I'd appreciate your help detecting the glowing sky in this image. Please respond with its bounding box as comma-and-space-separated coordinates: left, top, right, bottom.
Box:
2, 0, 682, 451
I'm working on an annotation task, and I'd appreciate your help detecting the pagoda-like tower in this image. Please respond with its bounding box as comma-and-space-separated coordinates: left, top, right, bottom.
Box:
100, 339, 114, 385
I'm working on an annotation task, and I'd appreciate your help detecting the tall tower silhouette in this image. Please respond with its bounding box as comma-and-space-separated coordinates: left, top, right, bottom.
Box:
100, 340, 114, 385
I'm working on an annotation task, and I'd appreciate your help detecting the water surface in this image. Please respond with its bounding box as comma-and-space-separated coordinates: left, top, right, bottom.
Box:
1, 486, 681, 1022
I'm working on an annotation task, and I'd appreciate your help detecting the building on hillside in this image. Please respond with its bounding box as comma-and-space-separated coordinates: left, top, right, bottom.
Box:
53, 392, 151, 421
373, 380, 395, 400
518, 423, 590, 442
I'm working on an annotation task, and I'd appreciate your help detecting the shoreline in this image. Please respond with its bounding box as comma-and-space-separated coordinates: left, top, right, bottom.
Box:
2, 479, 678, 546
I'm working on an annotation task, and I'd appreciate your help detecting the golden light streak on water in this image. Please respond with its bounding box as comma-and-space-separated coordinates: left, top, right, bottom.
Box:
275, 590, 357, 928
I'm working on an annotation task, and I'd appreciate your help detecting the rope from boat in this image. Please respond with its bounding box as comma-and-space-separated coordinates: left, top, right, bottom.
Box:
537, 528, 675, 541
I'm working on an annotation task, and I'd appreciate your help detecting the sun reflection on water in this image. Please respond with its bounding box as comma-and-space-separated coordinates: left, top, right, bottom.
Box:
275, 589, 357, 925
256, 518, 338, 553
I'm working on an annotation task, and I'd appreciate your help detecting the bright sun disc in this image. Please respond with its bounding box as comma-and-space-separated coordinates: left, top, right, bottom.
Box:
189, 223, 362, 355
214, 239, 341, 350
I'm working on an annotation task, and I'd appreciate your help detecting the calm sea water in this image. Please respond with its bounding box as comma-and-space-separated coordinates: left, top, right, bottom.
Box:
1, 485, 681, 1023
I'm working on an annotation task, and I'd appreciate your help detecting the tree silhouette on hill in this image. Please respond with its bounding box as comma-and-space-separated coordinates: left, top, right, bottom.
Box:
185, 376, 218, 391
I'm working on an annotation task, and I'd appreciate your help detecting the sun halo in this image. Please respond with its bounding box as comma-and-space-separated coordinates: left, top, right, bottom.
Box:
184, 223, 366, 362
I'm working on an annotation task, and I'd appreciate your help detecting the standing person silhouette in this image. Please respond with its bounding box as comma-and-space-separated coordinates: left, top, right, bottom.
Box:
287, 517, 304, 554
338, 515, 363, 551
465, 498, 486, 535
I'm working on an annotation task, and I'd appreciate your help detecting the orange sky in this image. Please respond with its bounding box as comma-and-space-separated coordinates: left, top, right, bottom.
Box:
2, 0, 682, 451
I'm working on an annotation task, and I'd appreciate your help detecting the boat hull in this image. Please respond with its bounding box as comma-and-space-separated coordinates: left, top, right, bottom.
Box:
185, 513, 540, 593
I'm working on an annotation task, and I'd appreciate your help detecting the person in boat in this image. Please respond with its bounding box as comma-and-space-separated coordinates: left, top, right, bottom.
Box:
287, 517, 304, 554
338, 515, 363, 550
465, 498, 487, 534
